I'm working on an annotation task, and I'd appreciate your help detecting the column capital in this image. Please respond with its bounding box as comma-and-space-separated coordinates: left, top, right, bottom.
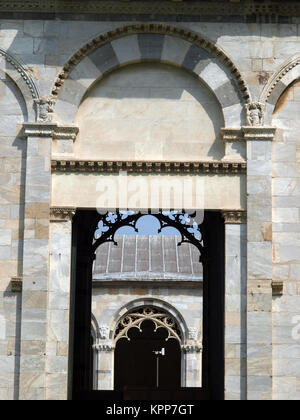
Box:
182, 343, 203, 353
242, 126, 276, 141
222, 210, 247, 224
50, 207, 76, 222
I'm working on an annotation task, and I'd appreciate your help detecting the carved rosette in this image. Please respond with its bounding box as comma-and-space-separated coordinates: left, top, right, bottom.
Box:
50, 207, 76, 222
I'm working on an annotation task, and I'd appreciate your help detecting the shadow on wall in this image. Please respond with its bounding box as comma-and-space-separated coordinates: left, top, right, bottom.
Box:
0, 71, 28, 401
74, 62, 225, 161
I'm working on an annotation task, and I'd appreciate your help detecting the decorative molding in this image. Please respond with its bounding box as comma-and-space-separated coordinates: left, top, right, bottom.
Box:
182, 343, 202, 353
242, 126, 276, 142
114, 306, 182, 343
51, 160, 247, 174
272, 280, 284, 297
261, 55, 300, 104
11, 277, 22, 292
51, 23, 250, 105
1, 1, 300, 18
53, 126, 79, 141
222, 210, 247, 224
23, 123, 79, 140
50, 207, 76, 222
93, 343, 114, 352
0, 48, 39, 100
221, 128, 244, 143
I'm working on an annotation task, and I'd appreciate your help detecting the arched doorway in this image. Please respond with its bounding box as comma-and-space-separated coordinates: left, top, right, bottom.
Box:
114, 307, 182, 391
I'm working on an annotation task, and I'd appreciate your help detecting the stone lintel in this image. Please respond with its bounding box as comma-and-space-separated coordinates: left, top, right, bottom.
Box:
222, 210, 247, 224
50, 207, 76, 222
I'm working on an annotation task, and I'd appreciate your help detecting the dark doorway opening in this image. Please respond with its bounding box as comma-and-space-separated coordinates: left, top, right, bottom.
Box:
70, 210, 224, 401
115, 319, 181, 391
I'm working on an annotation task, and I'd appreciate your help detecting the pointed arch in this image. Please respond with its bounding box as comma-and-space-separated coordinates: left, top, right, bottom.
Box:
52, 24, 250, 127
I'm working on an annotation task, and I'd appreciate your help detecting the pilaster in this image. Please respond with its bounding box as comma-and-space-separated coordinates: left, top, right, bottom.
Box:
222, 210, 247, 400
46, 207, 76, 400
245, 125, 276, 400
19, 123, 54, 400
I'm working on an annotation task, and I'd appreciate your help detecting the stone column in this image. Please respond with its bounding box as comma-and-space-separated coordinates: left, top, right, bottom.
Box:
46, 207, 75, 400
19, 123, 56, 400
244, 125, 276, 400
222, 210, 247, 400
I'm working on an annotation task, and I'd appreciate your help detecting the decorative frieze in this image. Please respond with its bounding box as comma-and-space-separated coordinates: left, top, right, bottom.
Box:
222, 210, 247, 224
51, 160, 247, 174
0, 1, 300, 18
50, 207, 76, 222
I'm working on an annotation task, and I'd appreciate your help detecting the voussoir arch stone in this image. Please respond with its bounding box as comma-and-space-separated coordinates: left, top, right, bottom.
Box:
0, 48, 39, 121
53, 24, 251, 127
108, 297, 189, 344
260, 53, 300, 124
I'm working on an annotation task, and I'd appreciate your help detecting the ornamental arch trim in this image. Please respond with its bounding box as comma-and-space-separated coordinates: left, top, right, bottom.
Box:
109, 297, 189, 344
260, 53, 300, 124
52, 24, 251, 127
0, 48, 40, 121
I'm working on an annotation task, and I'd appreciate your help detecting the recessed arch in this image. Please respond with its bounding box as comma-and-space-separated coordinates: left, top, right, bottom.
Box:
52, 24, 250, 127
0, 48, 39, 121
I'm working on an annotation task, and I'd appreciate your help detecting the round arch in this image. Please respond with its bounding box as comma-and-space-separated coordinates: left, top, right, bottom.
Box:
52, 24, 250, 127
0, 48, 39, 121
260, 53, 300, 124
